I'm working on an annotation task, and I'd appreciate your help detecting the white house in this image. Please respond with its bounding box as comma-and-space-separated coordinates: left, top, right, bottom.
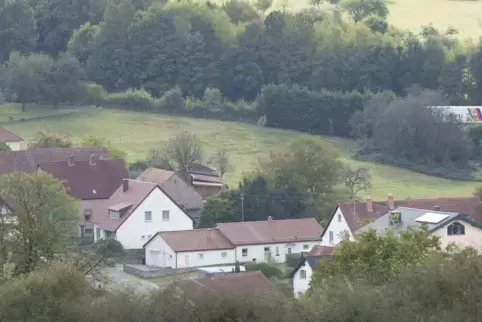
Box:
289, 245, 334, 298
144, 228, 235, 268
144, 217, 323, 268
92, 179, 194, 249
0, 126, 23, 150
321, 195, 481, 247
216, 217, 323, 264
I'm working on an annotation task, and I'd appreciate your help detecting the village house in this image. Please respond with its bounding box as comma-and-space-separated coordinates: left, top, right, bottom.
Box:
38, 155, 127, 237
170, 271, 283, 300
321, 194, 481, 247
144, 217, 323, 268
289, 245, 334, 298
137, 168, 204, 221
0, 126, 23, 150
144, 228, 235, 268
356, 207, 482, 250
92, 179, 194, 249
188, 163, 224, 197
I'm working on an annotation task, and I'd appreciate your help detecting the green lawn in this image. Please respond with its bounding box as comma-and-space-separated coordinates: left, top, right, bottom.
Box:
235, 0, 482, 39
0, 103, 71, 122
1, 104, 480, 200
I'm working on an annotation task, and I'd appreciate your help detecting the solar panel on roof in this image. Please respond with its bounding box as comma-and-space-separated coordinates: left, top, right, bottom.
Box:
415, 212, 450, 224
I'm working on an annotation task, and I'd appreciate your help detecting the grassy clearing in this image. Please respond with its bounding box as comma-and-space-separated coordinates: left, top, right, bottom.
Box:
220, 0, 482, 39
1, 104, 480, 200
0, 103, 70, 122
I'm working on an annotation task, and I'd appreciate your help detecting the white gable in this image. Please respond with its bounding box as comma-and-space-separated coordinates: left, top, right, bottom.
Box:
321, 206, 354, 246
116, 187, 194, 249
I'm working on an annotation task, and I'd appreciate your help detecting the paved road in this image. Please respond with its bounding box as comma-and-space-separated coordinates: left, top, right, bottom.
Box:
99, 266, 161, 293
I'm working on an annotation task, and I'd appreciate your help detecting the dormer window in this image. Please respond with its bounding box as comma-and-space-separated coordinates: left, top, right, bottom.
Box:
84, 209, 92, 221
109, 210, 120, 219
447, 222, 465, 236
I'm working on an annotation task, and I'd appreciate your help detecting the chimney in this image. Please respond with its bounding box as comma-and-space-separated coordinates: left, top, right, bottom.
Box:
388, 193, 395, 210
68, 155, 75, 167
366, 197, 373, 212
89, 154, 96, 166
267, 216, 273, 221
122, 178, 129, 192
434, 205, 441, 211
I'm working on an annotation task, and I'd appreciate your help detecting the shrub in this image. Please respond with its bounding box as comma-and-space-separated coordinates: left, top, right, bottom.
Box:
85, 83, 107, 107
106, 88, 154, 111
246, 262, 284, 279
158, 87, 184, 113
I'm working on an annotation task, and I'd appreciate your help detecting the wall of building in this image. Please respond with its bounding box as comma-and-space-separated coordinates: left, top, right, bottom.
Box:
321, 207, 353, 246
293, 262, 314, 298
432, 220, 482, 250
116, 187, 194, 249
193, 185, 222, 198
145, 235, 176, 267
6, 142, 21, 151
234, 241, 320, 264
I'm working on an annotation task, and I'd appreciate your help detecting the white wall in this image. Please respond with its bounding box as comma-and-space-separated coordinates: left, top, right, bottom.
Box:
6, 142, 21, 151
293, 261, 314, 298
321, 207, 353, 246
432, 220, 482, 251
145, 234, 236, 268
116, 187, 194, 249
234, 241, 320, 264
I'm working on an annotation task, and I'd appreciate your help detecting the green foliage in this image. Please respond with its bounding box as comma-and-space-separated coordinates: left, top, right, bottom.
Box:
310, 227, 442, 289
92, 239, 124, 258
0, 142, 11, 152
341, 0, 389, 23
159, 87, 184, 113
0, 171, 78, 275
79, 134, 126, 161
198, 195, 236, 228
67, 23, 100, 64
222, 0, 259, 23
28, 130, 72, 149
246, 262, 284, 279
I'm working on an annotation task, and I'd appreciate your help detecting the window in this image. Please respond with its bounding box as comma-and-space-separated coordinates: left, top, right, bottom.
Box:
109, 210, 119, 219
447, 222, 465, 236
198, 253, 204, 260
85, 228, 93, 234
242, 248, 248, 257
337, 214, 342, 222
162, 210, 170, 221
141, 235, 145, 240
287, 247, 292, 254
300, 269, 307, 279
84, 209, 92, 221
144, 211, 152, 222
303, 244, 309, 250
329, 231, 334, 244
264, 247, 270, 252
221, 252, 227, 258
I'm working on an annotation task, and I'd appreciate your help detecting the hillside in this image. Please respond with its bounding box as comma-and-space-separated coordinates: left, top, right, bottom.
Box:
2, 105, 479, 200
258, 0, 482, 38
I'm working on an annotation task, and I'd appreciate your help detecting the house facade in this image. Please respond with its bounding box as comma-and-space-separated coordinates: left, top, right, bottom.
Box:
188, 163, 224, 197
0, 126, 23, 151
289, 245, 334, 298
145, 229, 235, 268
321, 195, 482, 247
93, 179, 194, 249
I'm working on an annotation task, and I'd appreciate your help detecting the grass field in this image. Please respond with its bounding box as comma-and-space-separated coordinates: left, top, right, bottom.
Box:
2, 104, 480, 200
237, 0, 482, 39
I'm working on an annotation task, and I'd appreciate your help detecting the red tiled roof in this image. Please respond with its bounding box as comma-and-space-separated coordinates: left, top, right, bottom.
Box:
0, 127, 23, 142
174, 271, 282, 299
92, 180, 157, 231
216, 218, 323, 245
337, 196, 481, 232
137, 168, 203, 211
38, 159, 126, 200
0, 148, 110, 175
308, 245, 334, 256
155, 229, 234, 252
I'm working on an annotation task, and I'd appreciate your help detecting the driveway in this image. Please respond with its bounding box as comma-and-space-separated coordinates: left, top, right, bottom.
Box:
99, 266, 161, 293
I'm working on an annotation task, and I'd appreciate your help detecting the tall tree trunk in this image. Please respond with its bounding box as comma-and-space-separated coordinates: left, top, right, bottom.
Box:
21, 102, 26, 112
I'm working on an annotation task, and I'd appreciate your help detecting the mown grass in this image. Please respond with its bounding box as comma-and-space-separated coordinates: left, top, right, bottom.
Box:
1, 104, 479, 200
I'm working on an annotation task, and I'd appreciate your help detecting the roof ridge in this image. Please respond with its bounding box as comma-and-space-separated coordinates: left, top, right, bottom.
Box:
217, 217, 316, 225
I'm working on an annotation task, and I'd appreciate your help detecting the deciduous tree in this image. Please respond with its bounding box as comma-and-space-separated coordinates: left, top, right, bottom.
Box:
210, 148, 233, 179
28, 131, 73, 149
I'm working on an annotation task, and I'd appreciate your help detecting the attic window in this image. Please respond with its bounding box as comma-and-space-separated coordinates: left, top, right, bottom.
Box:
300, 270, 307, 279
109, 210, 120, 220
447, 222, 465, 236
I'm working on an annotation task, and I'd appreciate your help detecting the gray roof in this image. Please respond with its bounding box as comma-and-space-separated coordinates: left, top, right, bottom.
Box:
355, 207, 460, 234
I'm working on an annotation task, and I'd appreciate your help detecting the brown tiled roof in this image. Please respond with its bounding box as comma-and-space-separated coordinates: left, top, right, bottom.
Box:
137, 168, 203, 211
92, 180, 157, 231
337, 196, 481, 232
38, 159, 127, 200
153, 229, 234, 252
308, 245, 334, 256
174, 271, 282, 299
0, 148, 110, 175
0, 127, 23, 142
216, 218, 323, 245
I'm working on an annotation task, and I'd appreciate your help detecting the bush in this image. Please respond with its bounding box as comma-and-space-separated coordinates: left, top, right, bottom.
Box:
246, 262, 284, 279
106, 88, 154, 112
85, 83, 107, 106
